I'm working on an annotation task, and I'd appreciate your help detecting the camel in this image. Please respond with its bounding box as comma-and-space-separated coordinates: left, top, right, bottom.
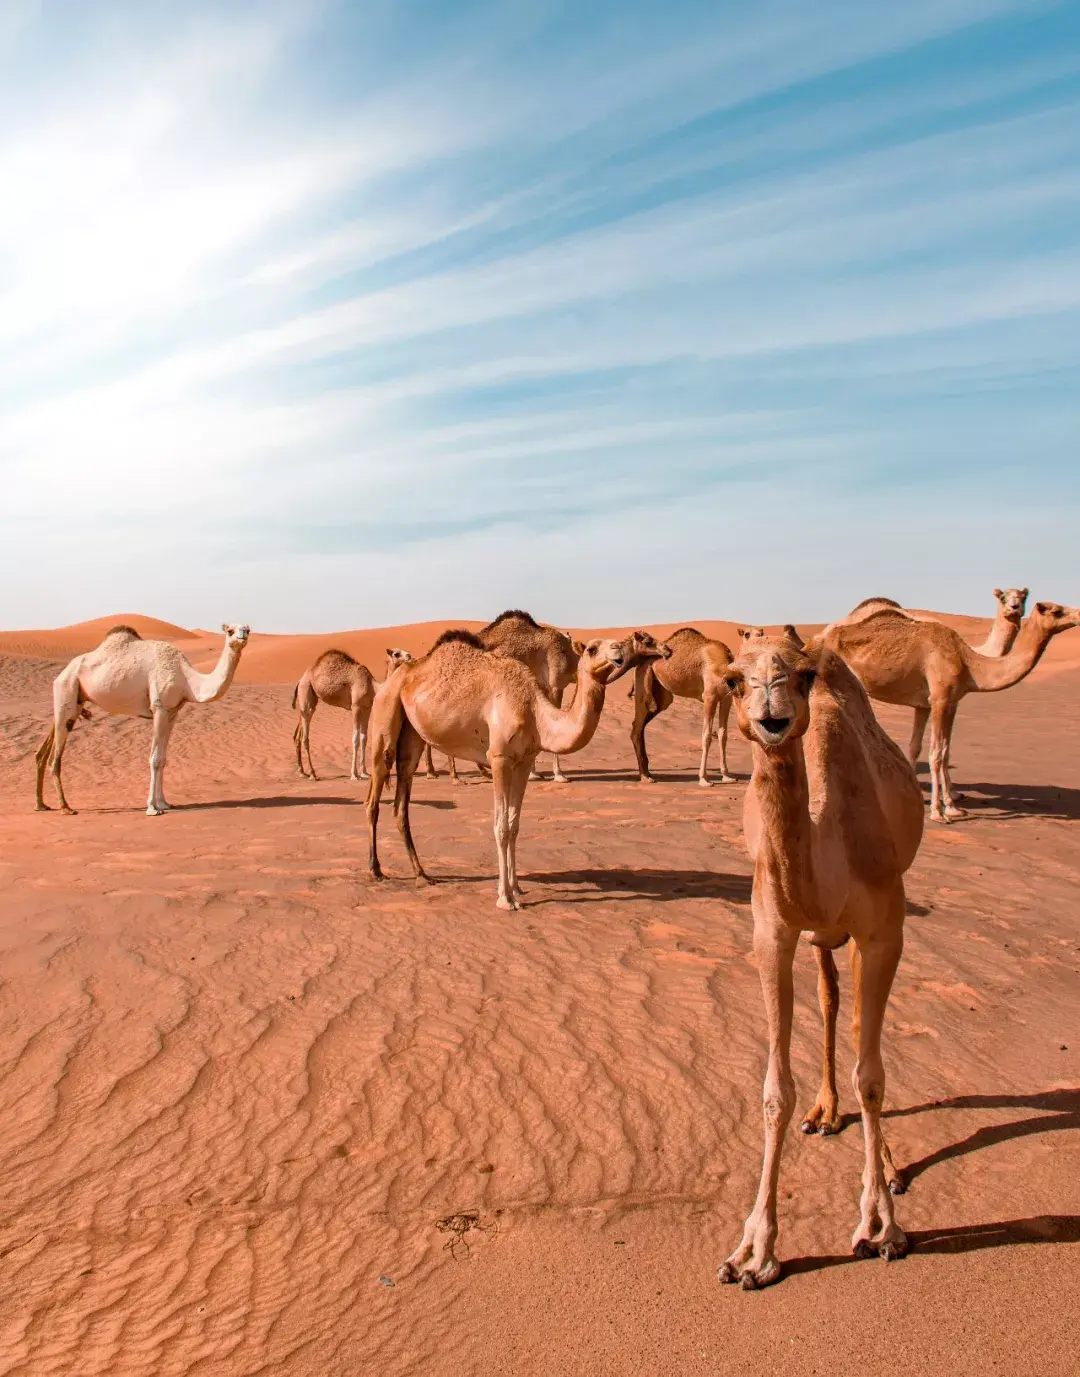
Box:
842, 589, 1027, 657
292, 649, 377, 781
820, 599, 1080, 822
739, 625, 803, 646
35, 623, 250, 816
971, 587, 1028, 655
717, 634, 924, 1289
630, 627, 738, 786
366, 630, 667, 909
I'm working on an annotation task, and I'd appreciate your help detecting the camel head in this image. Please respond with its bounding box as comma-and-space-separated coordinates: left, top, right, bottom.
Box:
575, 637, 637, 685
385, 647, 414, 674
994, 587, 1028, 623
627, 629, 672, 663
1029, 601, 1080, 639
724, 638, 817, 752
738, 627, 766, 642
221, 623, 250, 650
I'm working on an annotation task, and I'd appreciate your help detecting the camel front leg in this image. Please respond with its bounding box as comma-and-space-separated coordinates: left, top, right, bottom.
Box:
366, 746, 392, 880
146, 707, 171, 816
490, 754, 517, 911
154, 707, 181, 810
299, 706, 317, 780
927, 698, 965, 822
719, 913, 798, 1289
506, 761, 532, 901
850, 918, 908, 1257
350, 704, 369, 781
698, 693, 717, 787
908, 707, 929, 768
801, 944, 843, 1135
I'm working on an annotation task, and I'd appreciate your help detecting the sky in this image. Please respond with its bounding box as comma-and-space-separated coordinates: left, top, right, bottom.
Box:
2, 0, 1079, 632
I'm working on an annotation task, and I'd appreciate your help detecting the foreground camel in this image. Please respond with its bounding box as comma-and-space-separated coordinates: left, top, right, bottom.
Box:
821, 600, 1080, 821
630, 627, 737, 785
366, 630, 666, 909
36, 624, 250, 816
718, 635, 924, 1289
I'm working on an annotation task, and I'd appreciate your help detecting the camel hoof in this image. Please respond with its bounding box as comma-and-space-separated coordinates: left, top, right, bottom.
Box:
879, 1235, 909, 1262
888, 1173, 907, 1196
718, 774, 737, 784
639, 774, 656, 785
415, 873, 430, 888
495, 896, 519, 912
698, 778, 713, 788
35, 802, 51, 812
146, 806, 164, 817
370, 866, 383, 882
717, 1263, 739, 1285
944, 806, 968, 820
718, 1259, 780, 1289
853, 1238, 876, 1261
61, 807, 77, 816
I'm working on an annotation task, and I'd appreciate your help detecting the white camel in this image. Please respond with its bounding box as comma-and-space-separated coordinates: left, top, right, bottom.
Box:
35, 623, 250, 816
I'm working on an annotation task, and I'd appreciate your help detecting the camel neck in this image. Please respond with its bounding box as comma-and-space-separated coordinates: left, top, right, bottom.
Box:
751, 742, 823, 925
185, 642, 242, 703
536, 671, 606, 755
973, 612, 1020, 658
964, 615, 1051, 692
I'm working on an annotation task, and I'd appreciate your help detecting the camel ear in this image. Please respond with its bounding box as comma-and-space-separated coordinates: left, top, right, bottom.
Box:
572, 639, 586, 655
1020, 588, 1029, 600
993, 588, 1003, 601
385, 648, 392, 656
1035, 602, 1051, 615
737, 628, 748, 640
798, 667, 818, 694
724, 667, 745, 696
221, 623, 231, 634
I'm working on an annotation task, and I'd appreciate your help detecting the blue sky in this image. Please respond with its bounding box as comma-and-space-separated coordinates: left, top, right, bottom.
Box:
2, 0, 1078, 630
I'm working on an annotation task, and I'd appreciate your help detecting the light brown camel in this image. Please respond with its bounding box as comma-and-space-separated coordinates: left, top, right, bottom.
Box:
821, 599, 1080, 822
717, 634, 924, 1289
971, 587, 1027, 655
630, 626, 737, 786
841, 589, 1027, 657
366, 630, 667, 909
292, 649, 376, 781
35, 623, 250, 816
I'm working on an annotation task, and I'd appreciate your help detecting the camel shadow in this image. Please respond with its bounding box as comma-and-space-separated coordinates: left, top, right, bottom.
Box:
522, 867, 753, 904
826, 1089, 1079, 1185
783, 1214, 1080, 1275
183, 795, 457, 812
949, 781, 1080, 822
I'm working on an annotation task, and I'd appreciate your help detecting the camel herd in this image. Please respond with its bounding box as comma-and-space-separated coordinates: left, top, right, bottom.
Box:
30, 590, 1079, 1287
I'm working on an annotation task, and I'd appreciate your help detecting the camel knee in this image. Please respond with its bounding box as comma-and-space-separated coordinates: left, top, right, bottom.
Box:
852, 1063, 885, 1112
763, 1076, 796, 1127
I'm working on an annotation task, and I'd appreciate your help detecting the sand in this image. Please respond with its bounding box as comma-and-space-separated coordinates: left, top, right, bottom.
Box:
0, 613, 1077, 1375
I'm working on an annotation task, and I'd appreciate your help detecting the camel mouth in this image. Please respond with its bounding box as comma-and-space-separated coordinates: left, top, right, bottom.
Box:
754, 716, 793, 743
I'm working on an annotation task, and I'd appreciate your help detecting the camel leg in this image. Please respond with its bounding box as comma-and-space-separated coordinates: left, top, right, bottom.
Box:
800, 945, 843, 1135
550, 753, 568, 784
490, 754, 518, 911
850, 943, 905, 1196
366, 739, 393, 880
927, 698, 965, 823
154, 707, 181, 810
631, 666, 671, 783
35, 728, 56, 812
293, 720, 306, 776
449, 756, 459, 782
714, 693, 736, 783
850, 917, 908, 1255
146, 707, 171, 816
506, 760, 532, 900
350, 703, 369, 781
393, 721, 429, 886
908, 707, 929, 768
719, 913, 798, 1289
423, 744, 437, 778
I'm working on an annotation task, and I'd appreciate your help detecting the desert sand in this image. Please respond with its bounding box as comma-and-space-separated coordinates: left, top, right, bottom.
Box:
0, 611, 1077, 1375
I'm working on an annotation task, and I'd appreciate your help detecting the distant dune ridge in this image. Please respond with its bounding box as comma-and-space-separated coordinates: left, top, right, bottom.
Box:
8, 605, 1075, 685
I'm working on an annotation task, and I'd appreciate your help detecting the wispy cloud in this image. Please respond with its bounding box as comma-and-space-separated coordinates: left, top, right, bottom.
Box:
1, 0, 1078, 629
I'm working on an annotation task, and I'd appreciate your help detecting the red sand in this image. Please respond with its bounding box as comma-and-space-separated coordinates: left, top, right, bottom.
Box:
0, 612, 1077, 1375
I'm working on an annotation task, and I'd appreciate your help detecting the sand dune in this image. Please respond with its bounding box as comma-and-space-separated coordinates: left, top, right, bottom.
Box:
0, 613, 1077, 1374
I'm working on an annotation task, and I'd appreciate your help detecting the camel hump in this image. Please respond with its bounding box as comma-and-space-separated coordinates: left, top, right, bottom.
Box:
483, 609, 541, 632
667, 626, 705, 644
313, 647, 357, 669
430, 628, 485, 651
850, 596, 902, 613
103, 624, 142, 642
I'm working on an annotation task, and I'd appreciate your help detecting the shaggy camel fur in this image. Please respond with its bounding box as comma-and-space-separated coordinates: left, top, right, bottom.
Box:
36, 624, 250, 816
821, 600, 1080, 822
630, 627, 737, 786
718, 635, 924, 1289
366, 630, 666, 909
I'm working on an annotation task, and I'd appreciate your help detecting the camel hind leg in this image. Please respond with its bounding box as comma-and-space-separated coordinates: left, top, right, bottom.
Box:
423, 744, 437, 778
393, 721, 429, 885
631, 664, 672, 782
39, 675, 82, 813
